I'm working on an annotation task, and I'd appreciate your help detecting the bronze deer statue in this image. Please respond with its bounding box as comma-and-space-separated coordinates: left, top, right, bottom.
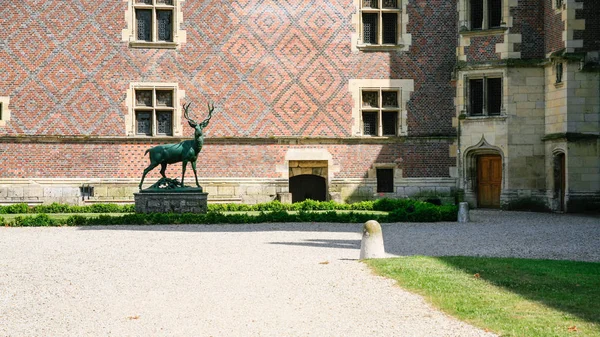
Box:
139, 102, 215, 190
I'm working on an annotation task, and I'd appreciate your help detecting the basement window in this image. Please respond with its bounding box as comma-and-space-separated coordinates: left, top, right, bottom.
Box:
376, 168, 394, 193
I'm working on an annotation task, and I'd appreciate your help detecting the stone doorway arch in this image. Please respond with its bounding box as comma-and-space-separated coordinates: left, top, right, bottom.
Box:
288, 160, 328, 202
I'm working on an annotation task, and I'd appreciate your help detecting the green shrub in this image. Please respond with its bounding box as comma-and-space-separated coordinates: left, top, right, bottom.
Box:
439, 205, 459, 221
13, 214, 56, 227
407, 202, 441, 222
0, 203, 30, 214
373, 198, 415, 212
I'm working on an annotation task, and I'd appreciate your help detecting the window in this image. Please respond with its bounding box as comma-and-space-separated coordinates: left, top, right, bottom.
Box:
0, 96, 10, 126
361, 89, 400, 136
123, 0, 185, 48
468, 77, 502, 116
555, 0, 563, 9
376, 168, 394, 193
360, 0, 401, 46
134, 0, 174, 42
134, 87, 175, 136
555, 62, 563, 84
469, 0, 502, 30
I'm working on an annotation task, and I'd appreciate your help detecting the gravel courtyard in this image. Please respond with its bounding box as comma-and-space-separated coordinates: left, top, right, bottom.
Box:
1, 210, 598, 336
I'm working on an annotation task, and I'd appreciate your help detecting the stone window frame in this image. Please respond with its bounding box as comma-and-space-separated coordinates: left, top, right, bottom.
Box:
0, 96, 10, 127
352, 0, 411, 52
462, 72, 505, 117
349, 79, 414, 137
360, 88, 402, 137
125, 82, 185, 137
554, 0, 564, 11
122, 0, 186, 49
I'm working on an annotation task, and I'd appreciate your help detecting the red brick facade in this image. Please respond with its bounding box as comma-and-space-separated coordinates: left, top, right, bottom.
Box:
0, 0, 598, 206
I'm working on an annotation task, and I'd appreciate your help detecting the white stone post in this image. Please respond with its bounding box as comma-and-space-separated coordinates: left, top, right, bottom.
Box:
359, 220, 385, 259
458, 202, 470, 223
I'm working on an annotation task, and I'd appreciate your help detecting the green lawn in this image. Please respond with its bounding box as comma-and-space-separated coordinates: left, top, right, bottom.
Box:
366, 256, 600, 337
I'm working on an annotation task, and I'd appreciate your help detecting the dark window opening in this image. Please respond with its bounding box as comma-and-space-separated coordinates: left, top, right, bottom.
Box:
382, 112, 397, 136
470, 0, 483, 30
157, 10, 173, 42
469, 79, 484, 115
377, 169, 394, 193
136, 112, 152, 135
363, 13, 378, 44
487, 78, 502, 115
363, 112, 378, 136
382, 13, 397, 44
556, 63, 563, 83
488, 0, 502, 28
136, 9, 152, 41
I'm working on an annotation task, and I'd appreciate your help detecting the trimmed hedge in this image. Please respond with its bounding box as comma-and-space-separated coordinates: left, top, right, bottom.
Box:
0, 203, 135, 214
0, 198, 458, 226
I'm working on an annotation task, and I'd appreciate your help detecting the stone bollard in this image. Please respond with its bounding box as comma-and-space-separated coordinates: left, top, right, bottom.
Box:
359, 220, 385, 259
458, 202, 470, 223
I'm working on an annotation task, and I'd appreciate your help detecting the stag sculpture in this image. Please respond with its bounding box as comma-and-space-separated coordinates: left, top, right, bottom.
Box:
139, 102, 215, 190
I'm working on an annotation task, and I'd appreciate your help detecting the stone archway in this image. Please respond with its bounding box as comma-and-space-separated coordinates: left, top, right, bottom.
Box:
289, 160, 328, 202
463, 137, 505, 208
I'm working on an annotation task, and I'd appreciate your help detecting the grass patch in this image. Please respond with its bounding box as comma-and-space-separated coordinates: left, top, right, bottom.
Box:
365, 256, 600, 337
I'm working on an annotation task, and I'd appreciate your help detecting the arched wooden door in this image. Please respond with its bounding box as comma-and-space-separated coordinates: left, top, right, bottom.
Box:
289, 175, 326, 203
477, 155, 502, 208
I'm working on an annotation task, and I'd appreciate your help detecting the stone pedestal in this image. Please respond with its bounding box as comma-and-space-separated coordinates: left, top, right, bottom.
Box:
134, 190, 208, 213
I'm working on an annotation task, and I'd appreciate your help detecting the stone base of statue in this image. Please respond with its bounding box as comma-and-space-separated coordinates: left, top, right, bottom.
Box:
134, 187, 208, 214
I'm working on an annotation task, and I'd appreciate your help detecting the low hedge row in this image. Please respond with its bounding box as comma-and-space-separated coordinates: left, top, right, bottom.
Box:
0, 198, 447, 214
0, 203, 135, 214
0, 203, 458, 227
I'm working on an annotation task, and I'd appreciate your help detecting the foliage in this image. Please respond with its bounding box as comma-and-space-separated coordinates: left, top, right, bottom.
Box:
0, 203, 29, 214
366, 256, 600, 337
0, 202, 135, 214
11, 214, 57, 227
2, 198, 459, 226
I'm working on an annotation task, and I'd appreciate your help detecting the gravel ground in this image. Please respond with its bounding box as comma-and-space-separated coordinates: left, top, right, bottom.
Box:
0, 210, 598, 336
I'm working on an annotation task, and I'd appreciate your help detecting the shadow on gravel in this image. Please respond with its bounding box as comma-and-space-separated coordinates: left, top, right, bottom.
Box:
268, 239, 360, 250
436, 256, 600, 326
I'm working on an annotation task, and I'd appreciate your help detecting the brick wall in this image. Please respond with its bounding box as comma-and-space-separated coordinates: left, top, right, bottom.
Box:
0, 140, 453, 179
512, 0, 545, 59
544, 0, 564, 54
0, 0, 458, 182
0, 0, 457, 139
465, 35, 503, 62
579, 0, 600, 52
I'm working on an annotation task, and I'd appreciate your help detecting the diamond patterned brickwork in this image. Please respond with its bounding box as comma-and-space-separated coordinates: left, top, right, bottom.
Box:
465, 35, 503, 62
0, 0, 457, 138
511, 0, 545, 59
0, 0, 457, 180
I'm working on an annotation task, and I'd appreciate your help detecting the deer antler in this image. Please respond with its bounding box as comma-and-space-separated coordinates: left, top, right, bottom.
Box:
199, 102, 215, 127
183, 102, 197, 126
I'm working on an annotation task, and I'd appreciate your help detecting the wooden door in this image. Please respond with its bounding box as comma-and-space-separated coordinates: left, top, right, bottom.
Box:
477, 155, 502, 208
